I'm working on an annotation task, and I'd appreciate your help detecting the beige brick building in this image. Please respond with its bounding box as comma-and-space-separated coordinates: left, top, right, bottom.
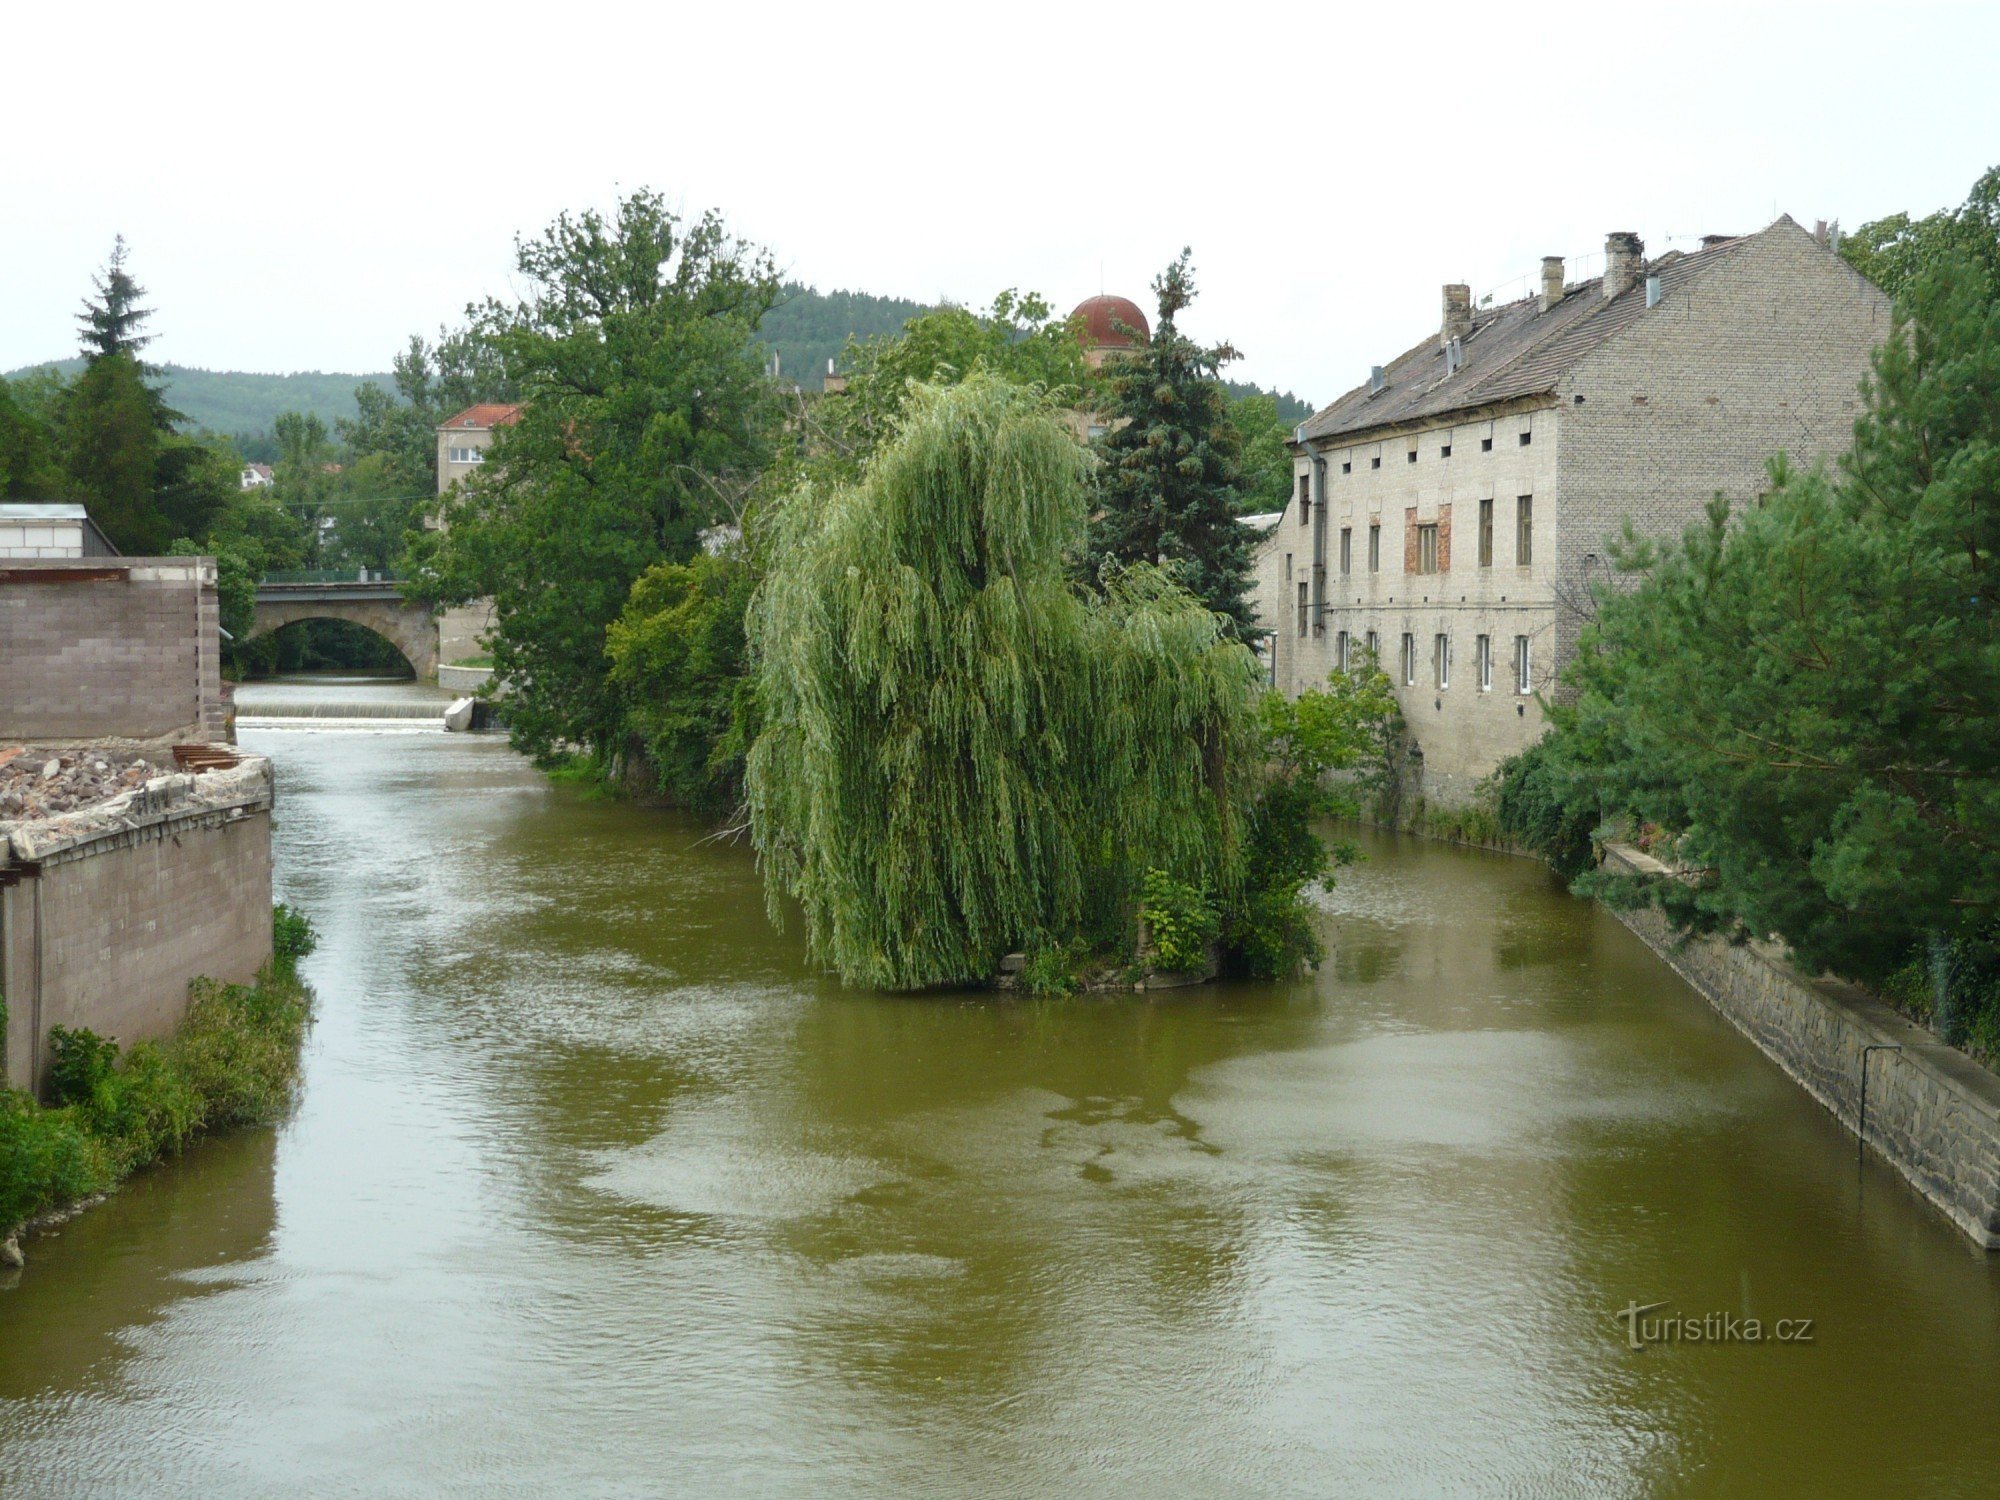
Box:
430, 402, 521, 665
1252, 217, 1889, 805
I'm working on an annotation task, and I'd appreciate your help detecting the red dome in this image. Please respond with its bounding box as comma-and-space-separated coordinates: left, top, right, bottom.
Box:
1072, 294, 1150, 348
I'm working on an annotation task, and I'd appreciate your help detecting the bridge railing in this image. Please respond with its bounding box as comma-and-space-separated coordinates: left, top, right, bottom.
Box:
261, 568, 405, 585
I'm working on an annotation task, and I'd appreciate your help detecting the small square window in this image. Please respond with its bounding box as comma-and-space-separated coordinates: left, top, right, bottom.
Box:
1440, 444, 1452, 458
1341, 461, 1351, 474
1480, 437, 1493, 452
1519, 431, 1532, 446
1371, 456, 1382, 470
1406, 450, 1418, 464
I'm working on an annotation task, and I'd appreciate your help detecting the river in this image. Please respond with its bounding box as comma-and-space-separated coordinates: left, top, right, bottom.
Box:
2, 708, 1997, 1496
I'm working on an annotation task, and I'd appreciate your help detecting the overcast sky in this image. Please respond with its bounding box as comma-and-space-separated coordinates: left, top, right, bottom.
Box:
6, 1, 1996, 408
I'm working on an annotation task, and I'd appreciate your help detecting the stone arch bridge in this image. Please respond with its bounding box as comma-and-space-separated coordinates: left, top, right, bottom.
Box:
251, 574, 438, 679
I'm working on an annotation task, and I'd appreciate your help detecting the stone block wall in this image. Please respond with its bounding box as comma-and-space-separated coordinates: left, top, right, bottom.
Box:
1, 760, 274, 1093
1604, 845, 2000, 1250
0, 558, 227, 746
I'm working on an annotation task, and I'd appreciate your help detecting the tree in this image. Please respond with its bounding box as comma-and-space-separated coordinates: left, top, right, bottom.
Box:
1841, 165, 2000, 304
62, 352, 159, 549
1088, 251, 1257, 633
0, 377, 62, 498
1499, 247, 2000, 1049
76, 236, 155, 363
1226, 390, 1296, 514
342, 327, 516, 494
747, 373, 1265, 990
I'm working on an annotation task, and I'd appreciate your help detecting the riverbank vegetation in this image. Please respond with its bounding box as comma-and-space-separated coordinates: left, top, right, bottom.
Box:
1497, 169, 2000, 1060
0, 905, 317, 1254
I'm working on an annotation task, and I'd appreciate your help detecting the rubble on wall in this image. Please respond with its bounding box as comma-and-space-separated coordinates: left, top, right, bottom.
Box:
0, 744, 273, 865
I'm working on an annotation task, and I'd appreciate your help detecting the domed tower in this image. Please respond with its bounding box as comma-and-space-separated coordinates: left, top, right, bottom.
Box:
1071, 294, 1151, 369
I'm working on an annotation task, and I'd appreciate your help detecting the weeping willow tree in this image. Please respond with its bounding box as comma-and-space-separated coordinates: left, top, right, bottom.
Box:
747, 372, 1262, 989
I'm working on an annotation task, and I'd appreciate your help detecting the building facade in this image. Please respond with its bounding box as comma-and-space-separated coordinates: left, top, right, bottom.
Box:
1253, 218, 1889, 805
430, 403, 522, 667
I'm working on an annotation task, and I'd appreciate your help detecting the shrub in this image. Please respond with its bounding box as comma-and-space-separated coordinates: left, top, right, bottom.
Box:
272, 902, 317, 965
0, 1095, 108, 1233
1140, 869, 1221, 973
46, 1025, 120, 1110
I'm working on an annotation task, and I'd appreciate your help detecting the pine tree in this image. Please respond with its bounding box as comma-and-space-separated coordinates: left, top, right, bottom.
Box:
76, 236, 154, 362
1088, 250, 1257, 634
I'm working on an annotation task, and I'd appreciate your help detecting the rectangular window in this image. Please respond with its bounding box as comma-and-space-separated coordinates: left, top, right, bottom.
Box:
1440, 443, 1452, 458
1297, 473, 1310, 525
1368, 524, 1381, 572
1406, 449, 1418, 465
1416, 523, 1439, 575
1366, 629, 1380, 663
1371, 455, 1382, 470
1284, 552, 1293, 581
1480, 436, 1493, 452
1341, 461, 1352, 474
1434, 633, 1451, 689
1339, 527, 1352, 575
1515, 634, 1532, 694
1519, 430, 1532, 446
448, 446, 484, 464
1296, 582, 1309, 637
1516, 495, 1534, 565
1336, 630, 1349, 673
1477, 634, 1493, 691
1478, 498, 1494, 567
1400, 633, 1417, 686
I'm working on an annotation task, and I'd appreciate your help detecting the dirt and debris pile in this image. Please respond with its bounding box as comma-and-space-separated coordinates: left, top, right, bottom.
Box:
0, 746, 158, 821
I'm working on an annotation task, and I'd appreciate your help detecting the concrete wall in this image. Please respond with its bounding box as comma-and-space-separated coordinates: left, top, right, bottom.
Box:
1604, 845, 2000, 1250
1, 761, 273, 1094
0, 558, 227, 746
0, 518, 86, 558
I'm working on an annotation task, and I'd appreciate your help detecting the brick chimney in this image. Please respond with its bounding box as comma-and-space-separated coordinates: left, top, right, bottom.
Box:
1440, 283, 1472, 350
1603, 232, 1644, 299
1539, 256, 1565, 313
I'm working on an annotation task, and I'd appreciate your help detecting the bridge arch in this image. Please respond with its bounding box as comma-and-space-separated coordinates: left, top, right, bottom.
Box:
249, 583, 439, 680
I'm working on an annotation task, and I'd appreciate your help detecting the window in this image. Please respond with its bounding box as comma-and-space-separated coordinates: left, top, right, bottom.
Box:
1284, 552, 1293, 581
1476, 634, 1493, 691
1296, 582, 1309, 637
1365, 629, 1380, 662
1434, 633, 1451, 689
1401, 633, 1417, 686
1480, 436, 1494, 452
448, 446, 484, 464
1368, 524, 1381, 572
1297, 473, 1310, 525
1516, 495, 1534, 565
1440, 444, 1452, 458
1336, 630, 1349, 673
1519, 430, 1532, 446
1341, 461, 1352, 474
1406, 449, 1418, 465
1514, 635, 1532, 694
1478, 498, 1494, 567
1339, 527, 1352, 575
1371, 455, 1382, 470
1416, 523, 1439, 574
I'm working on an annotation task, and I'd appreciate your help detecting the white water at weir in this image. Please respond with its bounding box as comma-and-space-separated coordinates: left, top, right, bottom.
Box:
234, 675, 458, 731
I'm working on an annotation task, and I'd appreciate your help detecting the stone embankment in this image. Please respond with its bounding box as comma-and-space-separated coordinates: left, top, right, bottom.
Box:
1603, 843, 2000, 1250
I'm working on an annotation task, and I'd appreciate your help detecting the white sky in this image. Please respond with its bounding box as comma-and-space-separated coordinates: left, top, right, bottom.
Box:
5, 0, 1996, 408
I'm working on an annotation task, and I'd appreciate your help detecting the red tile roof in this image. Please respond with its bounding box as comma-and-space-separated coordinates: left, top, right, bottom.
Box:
437, 403, 523, 432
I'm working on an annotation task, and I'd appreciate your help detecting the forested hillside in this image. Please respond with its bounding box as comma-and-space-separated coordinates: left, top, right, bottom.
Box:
2, 360, 389, 441
757, 283, 933, 386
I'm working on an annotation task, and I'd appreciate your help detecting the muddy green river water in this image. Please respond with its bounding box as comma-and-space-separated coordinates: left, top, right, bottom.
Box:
2, 720, 1996, 1496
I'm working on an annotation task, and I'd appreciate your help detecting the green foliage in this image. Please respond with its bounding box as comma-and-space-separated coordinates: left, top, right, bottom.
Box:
420, 189, 780, 762
605, 551, 758, 814
75, 237, 159, 364
1494, 737, 1599, 878
1140, 869, 1221, 972
1226, 391, 1297, 514
0, 376, 63, 498
1017, 939, 1087, 998
1089, 251, 1257, 633
61, 351, 161, 549
756, 282, 932, 392
1840, 165, 2000, 303
2, 362, 396, 441
748, 372, 1263, 990
340, 328, 514, 495
1506, 243, 2000, 1009
273, 903, 318, 965
0, 943, 313, 1234
1222, 380, 1312, 427
816, 290, 1091, 470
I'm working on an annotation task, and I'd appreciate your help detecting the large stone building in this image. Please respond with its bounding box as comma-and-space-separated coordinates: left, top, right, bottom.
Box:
430, 402, 522, 666
1252, 217, 1889, 805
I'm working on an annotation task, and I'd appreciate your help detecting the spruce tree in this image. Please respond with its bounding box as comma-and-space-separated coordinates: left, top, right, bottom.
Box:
1088, 250, 1257, 634
77, 236, 155, 362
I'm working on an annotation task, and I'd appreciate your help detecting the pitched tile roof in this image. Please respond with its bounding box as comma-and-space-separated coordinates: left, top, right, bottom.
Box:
437, 403, 523, 432
1295, 225, 1775, 447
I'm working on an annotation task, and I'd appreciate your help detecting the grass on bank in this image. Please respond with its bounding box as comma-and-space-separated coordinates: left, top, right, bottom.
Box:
0, 904, 317, 1239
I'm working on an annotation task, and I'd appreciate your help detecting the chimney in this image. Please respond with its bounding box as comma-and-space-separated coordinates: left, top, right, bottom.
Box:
1539, 256, 1565, 313
1440, 283, 1472, 350
1603, 232, 1644, 298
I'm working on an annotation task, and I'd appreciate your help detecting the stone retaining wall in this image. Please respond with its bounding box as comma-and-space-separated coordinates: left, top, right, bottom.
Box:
1, 759, 274, 1094
1604, 844, 2000, 1249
